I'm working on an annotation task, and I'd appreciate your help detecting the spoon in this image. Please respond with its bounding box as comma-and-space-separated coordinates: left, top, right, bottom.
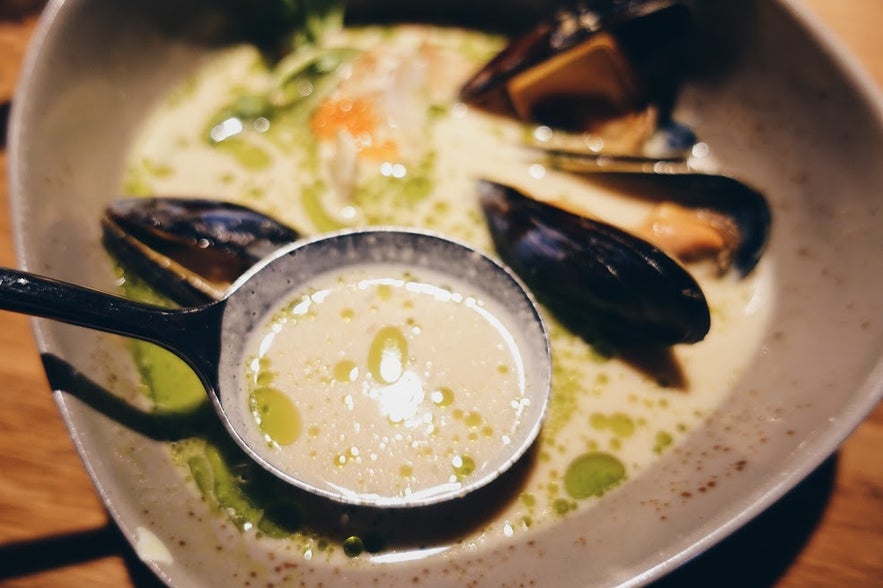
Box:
0, 228, 551, 508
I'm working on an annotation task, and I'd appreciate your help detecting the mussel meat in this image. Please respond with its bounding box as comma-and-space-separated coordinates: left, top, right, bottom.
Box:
477, 179, 710, 345
537, 164, 772, 276
102, 197, 300, 305
461, 0, 691, 147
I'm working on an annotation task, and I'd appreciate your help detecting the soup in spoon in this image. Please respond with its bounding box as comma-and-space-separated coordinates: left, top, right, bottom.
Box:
238, 262, 537, 503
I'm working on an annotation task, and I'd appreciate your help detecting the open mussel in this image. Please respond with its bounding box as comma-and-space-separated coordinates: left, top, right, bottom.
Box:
541, 157, 772, 276
102, 197, 300, 305
461, 0, 691, 151
477, 179, 710, 345
602, 172, 768, 276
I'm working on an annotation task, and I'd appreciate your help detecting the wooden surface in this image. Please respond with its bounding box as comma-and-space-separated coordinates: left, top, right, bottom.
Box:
1, 1, 882, 586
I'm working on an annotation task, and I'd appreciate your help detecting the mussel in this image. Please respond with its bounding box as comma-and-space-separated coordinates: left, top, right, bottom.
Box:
461, 0, 691, 150
539, 162, 772, 276
477, 179, 710, 345
102, 197, 300, 305
462, 0, 769, 345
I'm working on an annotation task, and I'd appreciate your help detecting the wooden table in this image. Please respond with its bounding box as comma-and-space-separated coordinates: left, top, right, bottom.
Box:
1, 2, 881, 586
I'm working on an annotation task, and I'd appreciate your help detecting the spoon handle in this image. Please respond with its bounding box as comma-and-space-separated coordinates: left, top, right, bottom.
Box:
0, 267, 218, 366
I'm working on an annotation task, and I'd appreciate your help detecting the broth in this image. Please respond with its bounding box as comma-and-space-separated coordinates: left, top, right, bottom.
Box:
122, 23, 772, 556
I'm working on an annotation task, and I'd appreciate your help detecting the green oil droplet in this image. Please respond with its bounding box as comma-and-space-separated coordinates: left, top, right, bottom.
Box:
609, 413, 635, 437
654, 431, 674, 454
343, 536, 364, 558
452, 454, 475, 479
214, 137, 272, 170
463, 411, 483, 428
340, 308, 355, 322
590, 412, 635, 438
563, 452, 626, 500
255, 370, 275, 387
367, 326, 408, 384
553, 498, 573, 515
589, 412, 608, 430
132, 342, 205, 413
249, 387, 301, 446
497, 363, 510, 374
302, 183, 346, 233
333, 359, 358, 383
433, 200, 450, 215
376, 284, 393, 300
399, 464, 413, 478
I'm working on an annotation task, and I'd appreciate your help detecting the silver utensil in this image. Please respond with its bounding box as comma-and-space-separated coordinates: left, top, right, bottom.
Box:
0, 228, 551, 508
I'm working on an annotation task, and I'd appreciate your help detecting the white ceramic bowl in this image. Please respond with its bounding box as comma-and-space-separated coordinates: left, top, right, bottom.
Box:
9, 0, 883, 586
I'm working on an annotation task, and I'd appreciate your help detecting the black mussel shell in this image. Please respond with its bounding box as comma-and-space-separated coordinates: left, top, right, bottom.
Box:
461, 0, 691, 128
102, 197, 300, 305
477, 179, 710, 345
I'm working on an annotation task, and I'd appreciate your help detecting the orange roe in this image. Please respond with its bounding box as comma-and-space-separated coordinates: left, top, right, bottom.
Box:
311, 97, 399, 159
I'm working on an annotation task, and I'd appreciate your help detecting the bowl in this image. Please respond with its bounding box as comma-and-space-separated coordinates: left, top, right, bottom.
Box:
8, 0, 883, 586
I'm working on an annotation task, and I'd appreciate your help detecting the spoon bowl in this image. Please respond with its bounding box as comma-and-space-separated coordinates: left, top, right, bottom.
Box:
0, 228, 551, 508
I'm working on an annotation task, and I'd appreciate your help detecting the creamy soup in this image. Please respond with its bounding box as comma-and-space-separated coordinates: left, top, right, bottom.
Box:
122, 23, 773, 558
238, 263, 535, 502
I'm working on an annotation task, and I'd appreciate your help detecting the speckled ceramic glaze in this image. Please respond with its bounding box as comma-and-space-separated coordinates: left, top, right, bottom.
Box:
8, 0, 883, 585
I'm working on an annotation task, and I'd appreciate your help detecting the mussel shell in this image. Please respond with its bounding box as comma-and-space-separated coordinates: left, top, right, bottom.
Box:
477, 179, 710, 345
566, 171, 771, 276
460, 0, 691, 127
102, 197, 300, 305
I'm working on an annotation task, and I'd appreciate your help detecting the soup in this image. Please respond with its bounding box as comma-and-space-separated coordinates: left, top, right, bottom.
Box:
237, 263, 536, 503
121, 21, 772, 557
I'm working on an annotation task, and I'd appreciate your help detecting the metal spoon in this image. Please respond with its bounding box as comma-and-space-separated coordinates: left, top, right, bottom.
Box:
0, 228, 551, 508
